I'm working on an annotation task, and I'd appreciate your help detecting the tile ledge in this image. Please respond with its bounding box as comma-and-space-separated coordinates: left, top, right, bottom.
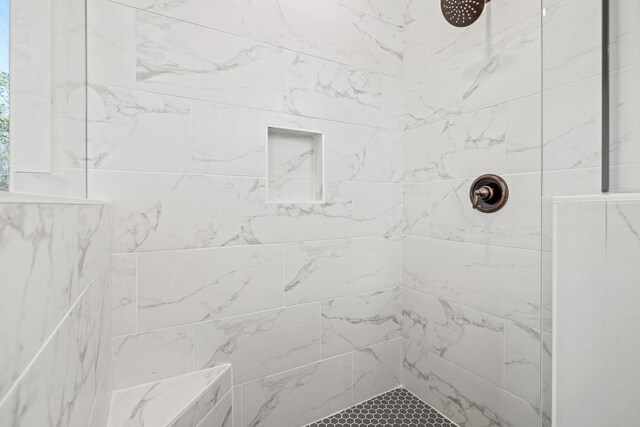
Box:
107, 364, 232, 427
0, 191, 110, 205
553, 193, 640, 204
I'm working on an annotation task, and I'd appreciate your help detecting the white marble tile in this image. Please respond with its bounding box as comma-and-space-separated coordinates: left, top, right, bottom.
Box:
543, 0, 601, 90
381, 236, 403, 289
77, 203, 111, 290
112, 0, 242, 35
194, 304, 321, 384
404, 181, 429, 238
195, 391, 233, 427
137, 245, 283, 331
543, 77, 601, 172
0, 204, 79, 399
460, 17, 541, 114
173, 370, 232, 427
402, 124, 432, 183
353, 182, 403, 237
402, 338, 429, 401
111, 253, 137, 336
541, 332, 552, 427
321, 288, 401, 358
87, 0, 136, 88
0, 261, 111, 427
403, 59, 463, 130
241, 0, 403, 77
241, 353, 353, 427
611, 65, 640, 182
284, 53, 402, 130
418, 105, 508, 180
332, 0, 409, 27
87, 85, 191, 172
284, 238, 381, 305
402, 287, 504, 387
461, 243, 541, 328
610, 0, 640, 71
505, 94, 542, 174
428, 179, 469, 243
430, 0, 537, 64
353, 339, 402, 404
607, 202, 640, 265
403, 237, 462, 302
191, 101, 402, 182
112, 326, 194, 389
428, 354, 540, 427
402, 0, 428, 79
107, 365, 230, 427
431, 174, 542, 250
136, 11, 287, 111
504, 321, 541, 408
241, 178, 352, 244
89, 171, 241, 253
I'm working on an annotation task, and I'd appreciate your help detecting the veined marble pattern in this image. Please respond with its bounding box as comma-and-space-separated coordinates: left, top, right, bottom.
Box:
504, 320, 541, 408
0, 260, 112, 427
542, 0, 601, 90
403, 237, 462, 302
111, 254, 137, 336
353, 339, 402, 404
428, 354, 539, 427
194, 304, 321, 384
89, 170, 241, 253
241, 353, 353, 427
331, 0, 408, 27
543, 77, 601, 172
111, 0, 242, 35
78, 204, 111, 289
401, 339, 429, 400
192, 100, 402, 182
402, 0, 428, 79
402, 287, 504, 387
241, 179, 352, 244
195, 391, 232, 427
284, 54, 402, 130
112, 326, 194, 389
413, 105, 507, 181
136, 11, 287, 111
610, 65, 640, 183
137, 245, 283, 331
88, 85, 191, 172
461, 243, 541, 328
459, 17, 541, 114
284, 238, 381, 305
321, 288, 401, 358
107, 365, 230, 427
430, 174, 541, 251
0, 204, 78, 400
403, 182, 430, 237
353, 182, 403, 237
241, 0, 403, 78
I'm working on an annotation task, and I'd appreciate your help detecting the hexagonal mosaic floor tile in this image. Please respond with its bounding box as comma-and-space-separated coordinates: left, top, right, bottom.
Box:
307, 387, 457, 427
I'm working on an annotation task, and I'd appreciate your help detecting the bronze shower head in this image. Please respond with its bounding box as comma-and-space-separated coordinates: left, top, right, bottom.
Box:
441, 0, 492, 28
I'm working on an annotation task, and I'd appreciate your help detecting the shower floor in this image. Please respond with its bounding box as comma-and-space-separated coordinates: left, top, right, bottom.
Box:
307, 387, 457, 427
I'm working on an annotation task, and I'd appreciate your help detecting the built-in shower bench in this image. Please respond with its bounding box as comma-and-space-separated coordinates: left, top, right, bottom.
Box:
107, 364, 232, 427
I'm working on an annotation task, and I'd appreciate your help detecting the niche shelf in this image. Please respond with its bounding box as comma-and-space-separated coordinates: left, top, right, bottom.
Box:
266, 126, 324, 204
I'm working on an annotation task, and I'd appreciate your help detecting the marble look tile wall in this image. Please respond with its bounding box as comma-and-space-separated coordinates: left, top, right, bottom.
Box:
402, 1, 545, 426
88, 0, 406, 424
554, 196, 640, 426
0, 201, 112, 426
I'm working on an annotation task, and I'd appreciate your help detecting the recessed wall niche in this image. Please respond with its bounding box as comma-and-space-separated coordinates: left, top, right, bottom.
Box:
266, 126, 324, 203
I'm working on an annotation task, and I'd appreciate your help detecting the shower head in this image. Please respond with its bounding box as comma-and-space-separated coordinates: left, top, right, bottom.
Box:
441, 0, 491, 28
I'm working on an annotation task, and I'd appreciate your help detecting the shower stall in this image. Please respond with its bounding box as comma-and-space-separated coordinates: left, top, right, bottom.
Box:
0, 0, 638, 426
